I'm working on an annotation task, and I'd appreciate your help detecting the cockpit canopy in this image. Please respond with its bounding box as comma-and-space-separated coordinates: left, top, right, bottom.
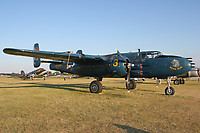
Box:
141, 51, 163, 59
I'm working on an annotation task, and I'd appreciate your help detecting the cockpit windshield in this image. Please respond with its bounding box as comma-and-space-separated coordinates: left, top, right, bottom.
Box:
142, 51, 162, 59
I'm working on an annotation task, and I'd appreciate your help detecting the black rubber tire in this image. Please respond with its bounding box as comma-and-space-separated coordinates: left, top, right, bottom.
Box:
89, 81, 102, 93
165, 86, 175, 95
174, 80, 179, 85
180, 79, 185, 84
126, 80, 136, 90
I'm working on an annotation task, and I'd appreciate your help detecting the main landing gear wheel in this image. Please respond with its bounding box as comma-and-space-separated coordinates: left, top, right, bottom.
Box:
126, 80, 136, 90
180, 79, 185, 84
89, 81, 102, 93
165, 87, 175, 95
174, 79, 179, 85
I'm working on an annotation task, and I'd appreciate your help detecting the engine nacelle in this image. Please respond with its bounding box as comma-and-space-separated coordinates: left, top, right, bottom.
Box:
178, 68, 199, 78
187, 68, 199, 77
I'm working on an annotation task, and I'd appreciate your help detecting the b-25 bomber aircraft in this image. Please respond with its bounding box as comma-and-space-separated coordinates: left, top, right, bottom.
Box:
1, 68, 46, 80
20, 68, 47, 80
3, 43, 192, 95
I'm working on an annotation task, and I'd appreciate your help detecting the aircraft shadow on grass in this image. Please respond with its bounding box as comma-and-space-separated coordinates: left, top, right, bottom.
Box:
136, 82, 161, 85
113, 123, 150, 133
0, 82, 90, 93
0, 82, 125, 93
0, 82, 162, 95
0, 82, 132, 99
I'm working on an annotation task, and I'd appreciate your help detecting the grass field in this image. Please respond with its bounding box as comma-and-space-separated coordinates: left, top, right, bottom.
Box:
0, 77, 199, 132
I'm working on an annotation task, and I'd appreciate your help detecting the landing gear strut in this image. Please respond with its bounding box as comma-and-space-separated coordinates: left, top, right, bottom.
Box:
165, 77, 175, 95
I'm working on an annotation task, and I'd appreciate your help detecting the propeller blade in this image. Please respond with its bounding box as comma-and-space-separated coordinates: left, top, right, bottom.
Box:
132, 53, 140, 62
126, 67, 131, 90
116, 50, 128, 62
116, 50, 137, 90
198, 69, 200, 82
67, 51, 72, 69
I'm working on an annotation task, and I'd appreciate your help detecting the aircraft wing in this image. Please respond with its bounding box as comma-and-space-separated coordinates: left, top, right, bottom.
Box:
0, 73, 21, 77
3, 48, 105, 63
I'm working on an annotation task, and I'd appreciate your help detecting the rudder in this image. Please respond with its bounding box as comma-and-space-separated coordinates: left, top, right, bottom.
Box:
21, 70, 25, 76
33, 43, 41, 68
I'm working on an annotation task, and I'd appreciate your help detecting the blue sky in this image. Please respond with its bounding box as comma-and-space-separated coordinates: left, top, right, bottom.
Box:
0, 0, 200, 73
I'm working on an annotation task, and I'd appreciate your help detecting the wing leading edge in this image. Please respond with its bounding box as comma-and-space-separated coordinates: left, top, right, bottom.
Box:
3, 48, 105, 63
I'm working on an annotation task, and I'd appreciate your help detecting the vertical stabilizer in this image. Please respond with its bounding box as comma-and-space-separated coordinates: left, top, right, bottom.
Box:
21, 70, 25, 76
33, 43, 41, 68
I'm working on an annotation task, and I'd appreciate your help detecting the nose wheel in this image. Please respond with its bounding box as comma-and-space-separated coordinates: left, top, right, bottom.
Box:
165, 77, 175, 95
165, 86, 175, 95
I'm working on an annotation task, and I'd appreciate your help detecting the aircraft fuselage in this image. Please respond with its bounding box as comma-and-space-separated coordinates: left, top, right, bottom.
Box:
50, 51, 191, 79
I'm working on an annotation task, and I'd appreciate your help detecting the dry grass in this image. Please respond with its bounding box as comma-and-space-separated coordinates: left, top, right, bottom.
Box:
0, 77, 199, 132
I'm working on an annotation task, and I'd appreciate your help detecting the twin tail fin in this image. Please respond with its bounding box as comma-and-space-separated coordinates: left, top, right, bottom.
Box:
33, 43, 41, 68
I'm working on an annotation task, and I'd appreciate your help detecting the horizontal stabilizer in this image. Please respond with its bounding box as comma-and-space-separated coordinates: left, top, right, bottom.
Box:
41, 60, 74, 65
41, 60, 63, 64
